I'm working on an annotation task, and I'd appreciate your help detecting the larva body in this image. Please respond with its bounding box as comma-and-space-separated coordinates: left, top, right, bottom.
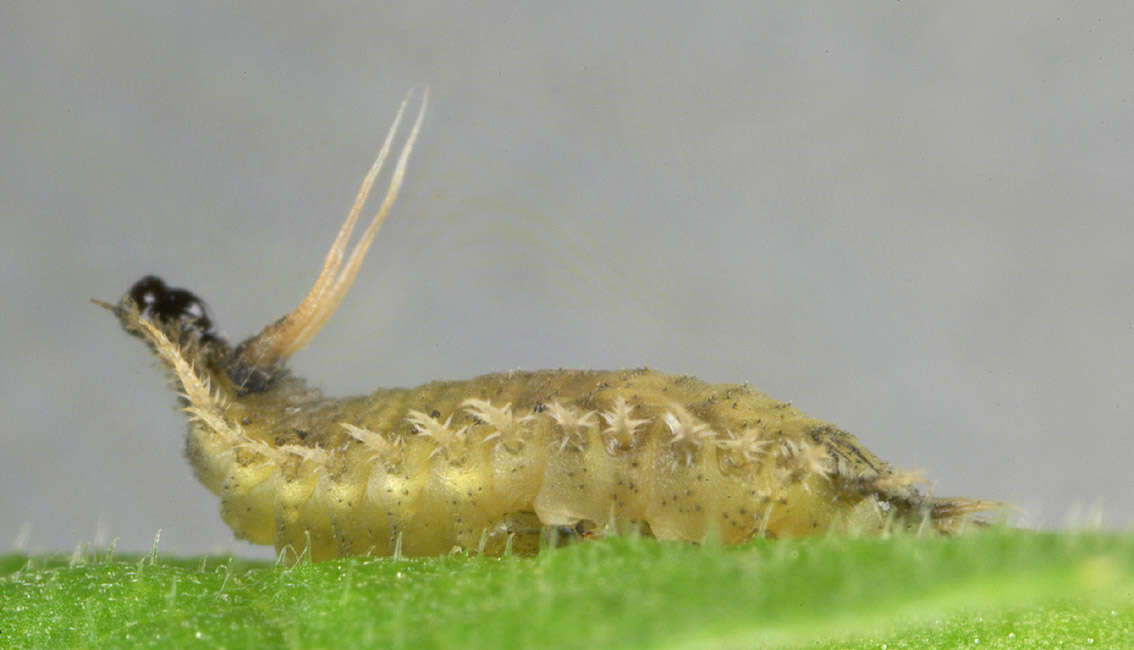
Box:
102, 91, 995, 560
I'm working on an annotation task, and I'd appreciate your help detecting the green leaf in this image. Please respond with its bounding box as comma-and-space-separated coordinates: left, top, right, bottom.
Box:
3, 528, 1131, 649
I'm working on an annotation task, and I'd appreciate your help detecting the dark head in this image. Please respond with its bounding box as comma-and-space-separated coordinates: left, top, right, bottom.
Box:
94, 275, 249, 402
124, 275, 217, 341
95, 275, 221, 348
98, 275, 284, 394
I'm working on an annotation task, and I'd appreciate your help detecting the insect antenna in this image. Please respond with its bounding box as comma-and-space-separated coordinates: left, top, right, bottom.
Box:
228, 87, 429, 391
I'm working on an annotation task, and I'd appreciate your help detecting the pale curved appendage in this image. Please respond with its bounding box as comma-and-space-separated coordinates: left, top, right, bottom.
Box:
228, 87, 430, 392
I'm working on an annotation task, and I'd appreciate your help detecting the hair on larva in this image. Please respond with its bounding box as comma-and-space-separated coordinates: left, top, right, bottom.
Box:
98, 88, 1001, 562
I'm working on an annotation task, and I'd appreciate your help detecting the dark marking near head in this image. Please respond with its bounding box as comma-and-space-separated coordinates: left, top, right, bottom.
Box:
226, 355, 281, 396
124, 275, 217, 343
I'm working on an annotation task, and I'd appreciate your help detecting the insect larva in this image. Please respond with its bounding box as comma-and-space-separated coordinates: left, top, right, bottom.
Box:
99, 89, 999, 561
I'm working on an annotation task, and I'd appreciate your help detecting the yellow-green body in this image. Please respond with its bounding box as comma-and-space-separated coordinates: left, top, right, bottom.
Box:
116, 305, 988, 561
103, 91, 993, 561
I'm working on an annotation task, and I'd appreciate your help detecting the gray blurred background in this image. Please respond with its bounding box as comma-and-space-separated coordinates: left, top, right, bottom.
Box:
3, 2, 1131, 558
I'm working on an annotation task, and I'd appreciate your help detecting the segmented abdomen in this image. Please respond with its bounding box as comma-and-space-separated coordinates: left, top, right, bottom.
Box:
186, 368, 925, 560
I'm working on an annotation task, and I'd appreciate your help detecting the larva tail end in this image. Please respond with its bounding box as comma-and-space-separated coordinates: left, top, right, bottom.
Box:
227, 88, 429, 394
928, 497, 1011, 535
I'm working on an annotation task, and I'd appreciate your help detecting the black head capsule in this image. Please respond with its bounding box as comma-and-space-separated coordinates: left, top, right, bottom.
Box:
120, 275, 218, 344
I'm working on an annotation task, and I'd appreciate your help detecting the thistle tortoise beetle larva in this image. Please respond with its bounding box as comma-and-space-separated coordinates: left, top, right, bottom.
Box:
98, 89, 999, 561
